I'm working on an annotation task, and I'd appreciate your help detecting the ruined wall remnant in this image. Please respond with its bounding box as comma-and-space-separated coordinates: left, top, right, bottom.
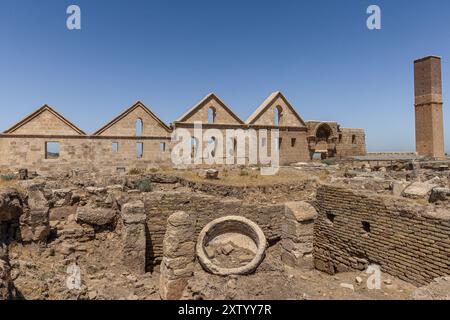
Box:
314, 184, 450, 286
143, 191, 284, 268
281, 201, 317, 269
121, 200, 147, 275
0, 189, 24, 299
20, 186, 50, 243
159, 211, 196, 300
0, 92, 365, 173
306, 122, 366, 159
0, 244, 15, 299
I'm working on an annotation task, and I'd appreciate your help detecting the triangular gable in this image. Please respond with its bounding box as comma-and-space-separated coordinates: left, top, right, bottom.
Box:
246, 92, 307, 127
3, 104, 86, 135
175, 93, 244, 124
93, 101, 171, 136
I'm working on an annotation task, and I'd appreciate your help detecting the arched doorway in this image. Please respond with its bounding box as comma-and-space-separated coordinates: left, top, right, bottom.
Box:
312, 123, 335, 159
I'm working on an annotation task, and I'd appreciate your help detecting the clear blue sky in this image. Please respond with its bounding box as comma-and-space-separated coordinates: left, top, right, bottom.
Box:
1, 0, 450, 152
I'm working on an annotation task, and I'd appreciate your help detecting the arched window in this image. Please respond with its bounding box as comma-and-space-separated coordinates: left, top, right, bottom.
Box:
352, 135, 356, 144
208, 107, 216, 124
191, 137, 198, 158
274, 106, 283, 126
316, 124, 332, 142
135, 119, 143, 136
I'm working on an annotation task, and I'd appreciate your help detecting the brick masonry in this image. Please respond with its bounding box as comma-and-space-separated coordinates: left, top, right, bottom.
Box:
414, 56, 445, 159
142, 191, 284, 269
313, 184, 450, 286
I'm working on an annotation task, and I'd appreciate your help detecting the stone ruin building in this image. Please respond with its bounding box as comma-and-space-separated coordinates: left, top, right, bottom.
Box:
0, 92, 366, 175
1, 56, 449, 301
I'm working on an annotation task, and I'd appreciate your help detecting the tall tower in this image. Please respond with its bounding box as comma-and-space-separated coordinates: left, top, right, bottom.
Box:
414, 56, 445, 159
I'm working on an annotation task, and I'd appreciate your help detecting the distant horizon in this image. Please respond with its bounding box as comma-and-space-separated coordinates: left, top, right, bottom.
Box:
2, 0, 450, 153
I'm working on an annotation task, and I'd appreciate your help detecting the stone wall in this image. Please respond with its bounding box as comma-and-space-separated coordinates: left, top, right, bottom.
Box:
171, 125, 310, 166
0, 93, 366, 172
336, 128, 366, 158
313, 184, 450, 286
143, 191, 284, 268
0, 136, 172, 174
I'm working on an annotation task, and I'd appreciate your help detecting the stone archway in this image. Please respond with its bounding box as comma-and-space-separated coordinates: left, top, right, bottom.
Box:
310, 123, 336, 159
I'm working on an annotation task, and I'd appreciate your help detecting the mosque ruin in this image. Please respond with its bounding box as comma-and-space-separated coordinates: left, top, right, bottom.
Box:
1, 56, 449, 301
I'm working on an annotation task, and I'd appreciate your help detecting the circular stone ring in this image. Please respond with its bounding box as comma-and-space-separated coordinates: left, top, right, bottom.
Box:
196, 215, 267, 276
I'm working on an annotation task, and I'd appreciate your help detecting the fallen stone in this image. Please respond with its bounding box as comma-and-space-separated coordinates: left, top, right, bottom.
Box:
429, 187, 450, 203
402, 182, 436, 200
76, 204, 117, 226
340, 283, 355, 291
221, 243, 234, 255
206, 169, 219, 180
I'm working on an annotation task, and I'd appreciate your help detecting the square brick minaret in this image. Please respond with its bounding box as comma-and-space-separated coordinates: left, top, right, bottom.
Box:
414, 56, 445, 159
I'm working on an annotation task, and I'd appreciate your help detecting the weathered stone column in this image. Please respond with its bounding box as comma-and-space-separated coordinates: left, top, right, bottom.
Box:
281, 201, 317, 269
160, 211, 196, 300
121, 200, 146, 275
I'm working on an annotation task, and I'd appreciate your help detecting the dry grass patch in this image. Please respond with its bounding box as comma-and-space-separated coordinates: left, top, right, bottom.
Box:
158, 167, 316, 187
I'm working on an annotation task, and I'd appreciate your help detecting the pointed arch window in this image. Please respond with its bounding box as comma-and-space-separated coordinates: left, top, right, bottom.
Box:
208, 107, 216, 124
136, 119, 143, 136
274, 106, 283, 126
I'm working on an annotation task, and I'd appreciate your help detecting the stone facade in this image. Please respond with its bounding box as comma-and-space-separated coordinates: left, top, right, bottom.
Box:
0, 93, 365, 173
306, 121, 366, 159
414, 56, 445, 159
313, 184, 450, 286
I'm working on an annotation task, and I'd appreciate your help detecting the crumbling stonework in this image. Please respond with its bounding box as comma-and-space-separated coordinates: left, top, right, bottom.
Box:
20, 186, 50, 243
143, 192, 284, 267
159, 211, 196, 300
314, 184, 450, 286
0, 189, 23, 299
121, 201, 147, 275
0, 93, 365, 174
0, 244, 15, 299
281, 201, 317, 268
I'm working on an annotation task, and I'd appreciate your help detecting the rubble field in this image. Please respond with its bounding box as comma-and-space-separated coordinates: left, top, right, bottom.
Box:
1, 160, 450, 300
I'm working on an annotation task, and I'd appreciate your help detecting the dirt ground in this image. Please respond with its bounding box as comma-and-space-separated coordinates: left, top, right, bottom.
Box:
8, 237, 416, 300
